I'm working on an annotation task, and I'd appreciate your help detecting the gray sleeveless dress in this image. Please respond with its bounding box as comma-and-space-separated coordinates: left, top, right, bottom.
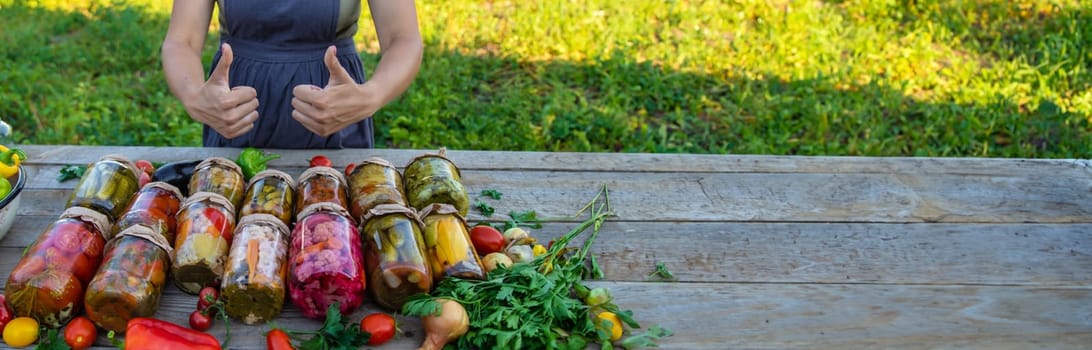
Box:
204, 0, 374, 149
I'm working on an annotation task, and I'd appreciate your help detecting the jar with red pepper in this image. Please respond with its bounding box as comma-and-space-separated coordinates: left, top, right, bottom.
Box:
84, 224, 175, 333
238, 169, 296, 226
189, 157, 246, 208
172, 192, 236, 294
347, 157, 407, 222
360, 204, 433, 311
111, 182, 183, 241
67, 154, 141, 220
287, 203, 365, 319
295, 166, 350, 215
4, 207, 110, 327
222, 213, 291, 324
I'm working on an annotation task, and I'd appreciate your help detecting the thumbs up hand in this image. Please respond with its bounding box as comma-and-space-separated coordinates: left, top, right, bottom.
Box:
291, 46, 381, 137
190, 43, 260, 139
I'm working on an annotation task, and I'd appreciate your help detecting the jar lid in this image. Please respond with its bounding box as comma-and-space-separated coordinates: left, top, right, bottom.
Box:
116, 224, 173, 255
196, 157, 243, 175
100, 154, 140, 179
362, 203, 423, 228
298, 166, 347, 187
60, 206, 113, 239
183, 191, 237, 218
295, 202, 351, 222
143, 181, 184, 201
417, 203, 464, 220
358, 157, 395, 169
405, 148, 462, 178
237, 213, 291, 239
248, 169, 297, 189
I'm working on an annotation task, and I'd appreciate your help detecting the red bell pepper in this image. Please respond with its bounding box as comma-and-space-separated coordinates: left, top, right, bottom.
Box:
0, 295, 13, 331
124, 317, 222, 350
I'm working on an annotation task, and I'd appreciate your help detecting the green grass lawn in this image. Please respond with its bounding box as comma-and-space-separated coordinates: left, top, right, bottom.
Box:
1, 0, 1089, 157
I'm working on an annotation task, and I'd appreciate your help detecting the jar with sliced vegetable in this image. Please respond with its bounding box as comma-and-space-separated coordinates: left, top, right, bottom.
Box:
403, 149, 470, 216
347, 157, 407, 222
3, 207, 110, 328
222, 213, 290, 324
111, 182, 183, 242
238, 169, 296, 226
361, 204, 433, 311
172, 192, 236, 294
419, 204, 485, 281
189, 157, 246, 208
67, 154, 141, 220
296, 166, 351, 215
84, 224, 174, 333
287, 203, 365, 319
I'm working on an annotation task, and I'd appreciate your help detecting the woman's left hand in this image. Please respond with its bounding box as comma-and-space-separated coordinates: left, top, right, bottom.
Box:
291, 46, 381, 137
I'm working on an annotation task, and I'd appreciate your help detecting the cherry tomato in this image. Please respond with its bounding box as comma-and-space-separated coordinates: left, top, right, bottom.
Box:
469, 225, 506, 256
134, 160, 155, 174
0, 295, 13, 332
197, 286, 219, 311
360, 312, 398, 346
189, 309, 212, 331
64, 316, 97, 350
309, 155, 332, 168
344, 163, 357, 178
138, 171, 152, 187
266, 328, 294, 350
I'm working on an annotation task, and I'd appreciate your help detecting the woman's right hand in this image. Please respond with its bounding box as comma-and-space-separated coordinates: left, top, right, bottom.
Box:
186, 43, 259, 139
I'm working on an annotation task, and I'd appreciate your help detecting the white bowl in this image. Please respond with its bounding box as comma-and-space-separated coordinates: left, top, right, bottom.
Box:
0, 165, 26, 241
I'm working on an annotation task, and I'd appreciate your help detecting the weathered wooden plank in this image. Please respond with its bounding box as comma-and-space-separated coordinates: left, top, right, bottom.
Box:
3, 222, 1089, 286
19, 145, 1092, 177
2, 283, 1089, 349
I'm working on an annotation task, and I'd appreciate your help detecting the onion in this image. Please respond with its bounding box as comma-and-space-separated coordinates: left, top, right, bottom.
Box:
419, 298, 469, 350
482, 252, 513, 273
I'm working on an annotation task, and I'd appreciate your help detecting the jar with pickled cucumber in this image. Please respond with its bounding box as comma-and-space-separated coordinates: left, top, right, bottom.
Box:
172, 192, 236, 294
403, 149, 470, 216
67, 154, 141, 220
419, 203, 485, 281
360, 204, 433, 311
4, 207, 110, 328
238, 169, 296, 226
296, 166, 350, 215
84, 224, 174, 333
189, 157, 246, 208
287, 203, 365, 319
347, 157, 407, 222
222, 214, 291, 324
111, 182, 183, 242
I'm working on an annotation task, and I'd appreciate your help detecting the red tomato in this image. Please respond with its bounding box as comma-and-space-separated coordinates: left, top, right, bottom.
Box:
138, 171, 152, 188
0, 295, 13, 332
309, 155, 332, 168
266, 328, 294, 350
469, 225, 506, 255
134, 160, 155, 174
64, 316, 97, 350
197, 286, 219, 311
189, 310, 212, 331
344, 163, 357, 177
360, 312, 398, 346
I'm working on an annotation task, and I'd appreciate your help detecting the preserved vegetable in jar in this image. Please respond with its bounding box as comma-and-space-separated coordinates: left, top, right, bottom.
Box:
419, 204, 485, 281
403, 149, 470, 217
222, 214, 291, 324
173, 192, 236, 294
347, 157, 406, 222
287, 203, 365, 319
111, 182, 183, 242
296, 166, 350, 214
360, 204, 432, 311
239, 169, 296, 226
67, 154, 141, 220
4, 207, 110, 327
189, 157, 246, 208
84, 224, 173, 332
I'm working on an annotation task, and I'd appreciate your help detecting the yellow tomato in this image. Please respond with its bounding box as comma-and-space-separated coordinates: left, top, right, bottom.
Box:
596, 311, 623, 341
0, 145, 25, 178
3, 316, 39, 348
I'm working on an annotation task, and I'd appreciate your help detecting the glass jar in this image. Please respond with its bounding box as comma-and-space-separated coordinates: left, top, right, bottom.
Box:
361, 204, 432, 311
295, 166, 350, 215
189, 157, 246, 208
287, 203, 365, 319
83, 224, 173, 332
67, 154, 141, 220
238, 169, 296, 226
347, 157, 407, 222
111, 182, 183, 242
403, 150, 470, 216
172, 192, 236, 294
222, 214, 291, 324
4, 207, 110, 327
419, 204, 485, 281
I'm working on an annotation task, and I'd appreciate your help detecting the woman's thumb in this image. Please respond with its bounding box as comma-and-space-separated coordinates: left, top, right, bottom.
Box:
324, 46, 354, 86
209, 43, 234, 84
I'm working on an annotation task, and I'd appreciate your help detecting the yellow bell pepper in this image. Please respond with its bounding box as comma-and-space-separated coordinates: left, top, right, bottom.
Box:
0, 145, 24, 178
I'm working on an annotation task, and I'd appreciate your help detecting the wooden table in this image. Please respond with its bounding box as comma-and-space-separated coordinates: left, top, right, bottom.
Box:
1, 145, 1090, 349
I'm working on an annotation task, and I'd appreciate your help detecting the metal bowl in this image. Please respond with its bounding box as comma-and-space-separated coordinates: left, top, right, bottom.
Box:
0, 165, 26, 241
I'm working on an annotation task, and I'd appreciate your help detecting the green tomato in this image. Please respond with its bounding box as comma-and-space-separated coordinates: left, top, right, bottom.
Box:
0, 177, 10, 200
